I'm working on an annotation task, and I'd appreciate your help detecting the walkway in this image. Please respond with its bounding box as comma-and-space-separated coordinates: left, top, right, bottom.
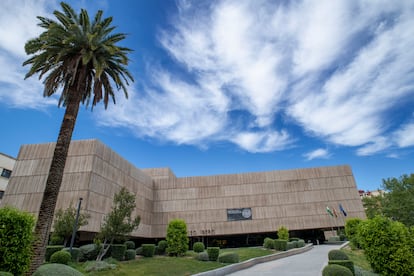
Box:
227, 244, 343, 276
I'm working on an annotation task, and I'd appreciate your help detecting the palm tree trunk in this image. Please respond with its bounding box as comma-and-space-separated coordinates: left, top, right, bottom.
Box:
28, 86, 83, 274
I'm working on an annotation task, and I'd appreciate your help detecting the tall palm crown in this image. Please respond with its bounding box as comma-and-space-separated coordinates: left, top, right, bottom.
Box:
24, 2, 133, 108
23, 2, 133, 273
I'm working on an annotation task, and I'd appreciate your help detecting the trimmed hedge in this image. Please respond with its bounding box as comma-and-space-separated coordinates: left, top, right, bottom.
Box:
33, 263, 84, 276
111, 244, 127, 261
193, 242, 205, 253
277, 226, 289, 240
322, 264, 353, 276
142, 244, 156, 257
274, 239, 288, 251
328, 250, 349, 260
297, 239, 305, 247
207, 247, 220, 261
62, 248, 81, 262
46, 246, 65, 262
263, 238, 274, 249
50, 250, 72, 265
329, 260, 355, 275
197, 252, 209, 261
124, 241, 135, 250
125, 249, 136, 261
218, 252, 239, 263
286, 241, 295, 250
157, 240, 168, 255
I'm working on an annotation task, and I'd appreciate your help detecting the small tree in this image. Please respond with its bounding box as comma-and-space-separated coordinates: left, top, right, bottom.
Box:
51, 203, 90, 246
96, 187, 140, 261
0, 207, 35, 275
166, 219, 189, 256
277, 226, 289, 240
344, 218, 362, 248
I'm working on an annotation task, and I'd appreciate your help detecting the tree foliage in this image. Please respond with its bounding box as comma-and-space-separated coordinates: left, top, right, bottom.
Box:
344, 218, 363, 249
96, 187, 140, 260
381, 174, 414, 227
357, 216, 414, 275
51, 203, 90, 246
277, 225, 289, 240
0, 207, 35, 275
166, 219, 189, 256
361, 195, 383, 219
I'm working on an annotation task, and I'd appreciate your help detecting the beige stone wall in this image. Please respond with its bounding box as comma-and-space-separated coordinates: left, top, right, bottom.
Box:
1, 139, 365, 239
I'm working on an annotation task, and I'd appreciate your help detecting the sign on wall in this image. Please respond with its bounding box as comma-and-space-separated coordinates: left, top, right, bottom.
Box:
227, 208, 252, 221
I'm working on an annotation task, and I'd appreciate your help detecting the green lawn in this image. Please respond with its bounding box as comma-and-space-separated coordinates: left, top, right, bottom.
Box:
341, 246, 373, 271
72, 247, 275, 275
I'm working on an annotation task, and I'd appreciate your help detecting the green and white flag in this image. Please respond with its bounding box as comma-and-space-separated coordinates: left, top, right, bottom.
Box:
326, 206, 334, 217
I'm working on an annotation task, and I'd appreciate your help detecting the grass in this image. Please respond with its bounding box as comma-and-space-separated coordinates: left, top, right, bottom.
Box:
71, 247, 276, 275
341, 245, 373, 271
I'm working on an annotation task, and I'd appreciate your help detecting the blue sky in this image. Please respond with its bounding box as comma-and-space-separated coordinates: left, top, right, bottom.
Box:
0, 0, 413, 191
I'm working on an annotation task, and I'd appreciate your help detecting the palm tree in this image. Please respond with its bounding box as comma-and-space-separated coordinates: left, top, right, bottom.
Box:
23, 2, 133, 273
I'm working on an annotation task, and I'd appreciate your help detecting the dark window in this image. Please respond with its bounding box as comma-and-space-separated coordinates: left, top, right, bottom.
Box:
0, 191, 4, 199
1, 169, 11, 178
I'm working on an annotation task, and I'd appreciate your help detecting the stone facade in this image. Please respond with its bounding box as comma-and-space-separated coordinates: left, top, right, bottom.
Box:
1, 139, 365, 238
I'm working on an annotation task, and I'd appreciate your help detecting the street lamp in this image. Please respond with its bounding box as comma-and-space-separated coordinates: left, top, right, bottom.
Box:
69, 197, 83, 254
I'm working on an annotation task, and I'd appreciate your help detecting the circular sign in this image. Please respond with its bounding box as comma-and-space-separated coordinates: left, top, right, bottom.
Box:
242, 208, 252, 218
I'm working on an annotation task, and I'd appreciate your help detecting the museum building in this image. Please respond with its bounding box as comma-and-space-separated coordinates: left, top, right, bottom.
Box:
0, 139, 365, 244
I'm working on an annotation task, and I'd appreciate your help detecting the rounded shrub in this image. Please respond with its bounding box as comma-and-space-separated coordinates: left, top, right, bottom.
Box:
197, 252, 209, 261
62, 247, 81, 262
193, 242, 205, 253
124, 240, 135, 250
111, 244, 127, 261
33, 263, 83, 276
166, 219, 189, 256
328, 249, 349, 260
0, 272, 13, 276
297, 239, 305, 247
322, 264, 353, 276
46, 245, 65, 262
125, 249, 136, 261
135, 247, 143, 255
207, 247, 220, 261
263, 237, 274, 249
286, 241, 295, 250
79, 243, 101, 261
218, 252, 239, 263
329, 260, 355, 275
142, 244, 156, 257
0, 207, 35, 276
345, 218, 362, 249
157, 240, 168, 255
277, 226, 289, 240
50, 250, 72, 265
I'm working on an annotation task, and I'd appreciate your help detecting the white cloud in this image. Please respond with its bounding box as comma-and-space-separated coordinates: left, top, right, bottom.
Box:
394, 123, 414, 148
304, 148, 330, 161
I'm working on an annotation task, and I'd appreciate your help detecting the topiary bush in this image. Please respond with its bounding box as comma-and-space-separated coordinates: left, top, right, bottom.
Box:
277, 226, 289, 240
329, 260, 355, 275
33, 263, 83, 276
142, 244, 156, 257
328, 249, 349, 260
79, 244, 101, 261
345, 218, 362, 249
263, 237, 274, 249
157, 240, 168, 255
193, 242, 205, 253
46, 246, 65, 262
297, 239, 305, 247
274, 239, 288, 251
166, 219, 189, 256
125, 249, 136, 261
50, 250, 72, 265
124, 241, 135, 250
62, 248, 81, 262
218, 252, 239, 263
110, 244, 126, 261
207, 247, 220, 261
322, 264, 353, 276
286, 241, 294, 250
135, 247, 143, 256
197, 252, 209, 261
0, 207, 35, 276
